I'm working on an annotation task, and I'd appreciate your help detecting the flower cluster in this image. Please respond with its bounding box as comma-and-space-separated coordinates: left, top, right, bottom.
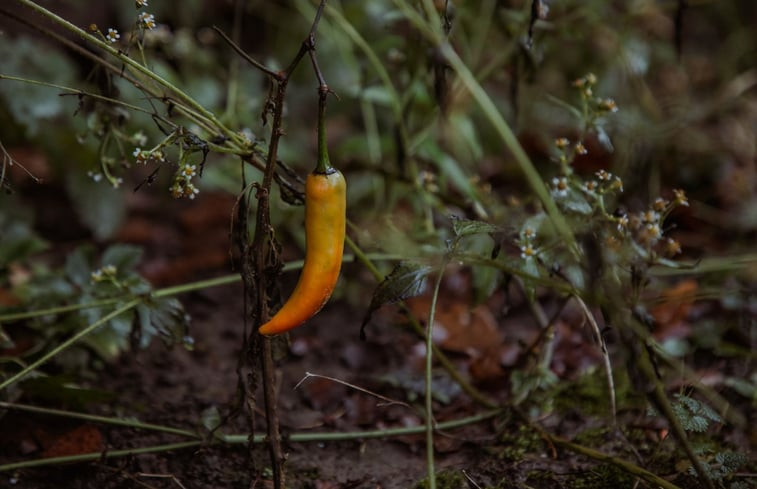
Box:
170, 163, 200, 200
138, 12, 156, 30
133, 148, 166, 165
622, 189, 688, 254
519, 226, 539, 261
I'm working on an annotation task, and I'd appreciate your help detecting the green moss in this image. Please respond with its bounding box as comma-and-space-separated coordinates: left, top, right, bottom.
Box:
573, 425, 613, 446
497, 424, 543, 461
414, 469, 466, 489
565, 463, 637, 488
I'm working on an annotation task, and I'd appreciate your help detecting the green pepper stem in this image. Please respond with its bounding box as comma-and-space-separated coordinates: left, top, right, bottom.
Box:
315, 86, 334, 174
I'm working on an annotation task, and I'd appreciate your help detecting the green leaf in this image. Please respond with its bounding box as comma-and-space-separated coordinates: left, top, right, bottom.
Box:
136, 298, 190, 348
450, 216, 499, 237
64, 246, 96, 288
360, 262, 432, 338
559, 188, 593, 215
20, 375, 115, 408
200, 405, 222, 433
82, 309, 133, 360
0, 37, 78, 135
65, 171, 126, 241
102, 244, 143, 274
0, 196, 49, 267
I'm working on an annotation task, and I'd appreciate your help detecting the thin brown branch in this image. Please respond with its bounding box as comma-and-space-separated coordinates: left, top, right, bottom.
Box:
212, 25, 281, 80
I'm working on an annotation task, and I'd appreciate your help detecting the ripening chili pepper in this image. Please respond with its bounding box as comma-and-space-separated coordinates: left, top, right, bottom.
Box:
259, 90, 346, 335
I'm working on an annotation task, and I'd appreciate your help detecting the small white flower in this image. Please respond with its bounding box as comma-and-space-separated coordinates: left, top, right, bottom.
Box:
654, 197, 668, 211
87, 171, 103, 182
170, 182, 183, 199
642, 210, 659, 224
90, 270, 103, 282
138, 12, 156, 30
520, 244, 537, 260
611, 176, 624, 193
596, 169, 612, 181
106, 28, 120, 43
617, 215, 629, 232
522, 227, 536, 240
184, 182, 200, 199
111, 177, 124, 189
135, 0, 148, 7
551, 177, 569, 198
583, 180, 598, 195
132, 131, 148, 147
182, 165, 197, 178
673, 189, 689, 207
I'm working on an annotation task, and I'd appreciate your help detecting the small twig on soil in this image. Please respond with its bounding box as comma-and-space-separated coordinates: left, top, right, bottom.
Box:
462, 470, 484, 489
294, 372, 410, 408
136, 473, 189, 489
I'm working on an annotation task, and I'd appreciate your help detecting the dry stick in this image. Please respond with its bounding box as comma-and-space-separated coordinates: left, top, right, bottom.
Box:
230, 3, 330, 488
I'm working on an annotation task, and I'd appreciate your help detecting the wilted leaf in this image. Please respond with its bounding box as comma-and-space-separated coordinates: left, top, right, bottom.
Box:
41, 425, 104, 458
360, 262, 431, 338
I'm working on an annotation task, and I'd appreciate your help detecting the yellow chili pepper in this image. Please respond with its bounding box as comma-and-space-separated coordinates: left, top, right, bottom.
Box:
259, 89, 346, 335
258, 168, 346, 335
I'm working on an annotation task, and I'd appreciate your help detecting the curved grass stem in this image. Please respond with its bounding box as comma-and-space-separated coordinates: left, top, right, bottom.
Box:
0, 410, 501, 472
